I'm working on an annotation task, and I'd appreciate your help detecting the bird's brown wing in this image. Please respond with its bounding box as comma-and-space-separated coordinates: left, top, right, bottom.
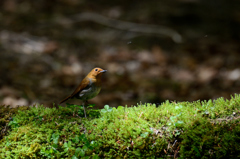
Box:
70, 77, 90, 97
59, 77, 90, 104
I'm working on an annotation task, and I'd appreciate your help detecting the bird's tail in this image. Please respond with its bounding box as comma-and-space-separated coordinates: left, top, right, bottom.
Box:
59, 95, 71, 104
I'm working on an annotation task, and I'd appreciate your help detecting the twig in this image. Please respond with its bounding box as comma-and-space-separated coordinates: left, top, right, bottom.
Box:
71, 12, 182, 43
139, 112, 143, 119
172, 140, 177, 147
210, 115, 240, 123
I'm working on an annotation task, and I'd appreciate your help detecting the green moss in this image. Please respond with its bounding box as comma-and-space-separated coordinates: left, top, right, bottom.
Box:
1, 94, 240, 158
180, 120, 240, 158
0, 105, 30, 140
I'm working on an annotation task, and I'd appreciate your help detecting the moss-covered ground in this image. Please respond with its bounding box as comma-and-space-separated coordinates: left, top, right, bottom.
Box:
1, 95, 240, 158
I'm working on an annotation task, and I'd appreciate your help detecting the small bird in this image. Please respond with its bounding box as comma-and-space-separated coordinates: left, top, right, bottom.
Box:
60, 67, 107, 117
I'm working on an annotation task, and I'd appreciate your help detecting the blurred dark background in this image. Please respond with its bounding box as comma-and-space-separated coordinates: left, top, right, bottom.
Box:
1, 0, 240, 108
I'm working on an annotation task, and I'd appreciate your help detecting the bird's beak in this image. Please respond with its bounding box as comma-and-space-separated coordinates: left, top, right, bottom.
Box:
100, 70, 107, 73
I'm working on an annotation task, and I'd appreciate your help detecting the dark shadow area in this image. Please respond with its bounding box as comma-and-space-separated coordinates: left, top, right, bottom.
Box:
0, 0, 240, 108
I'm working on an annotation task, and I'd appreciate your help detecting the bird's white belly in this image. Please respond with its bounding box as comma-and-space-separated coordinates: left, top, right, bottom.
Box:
79, 86, 101, 101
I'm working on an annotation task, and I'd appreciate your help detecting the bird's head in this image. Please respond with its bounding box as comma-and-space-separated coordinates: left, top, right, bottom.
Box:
88, 67, 107, 78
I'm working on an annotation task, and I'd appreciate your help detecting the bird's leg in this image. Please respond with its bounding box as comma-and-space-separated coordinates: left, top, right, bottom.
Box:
83, 101, 87, 118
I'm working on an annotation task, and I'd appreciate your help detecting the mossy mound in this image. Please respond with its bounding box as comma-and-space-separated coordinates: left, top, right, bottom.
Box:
0, 105, 30, 140
180, 119, 240, 158
0, 95, 240, 158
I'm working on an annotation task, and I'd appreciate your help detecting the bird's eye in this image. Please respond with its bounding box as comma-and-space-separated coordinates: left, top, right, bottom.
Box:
95, 69, 98, 71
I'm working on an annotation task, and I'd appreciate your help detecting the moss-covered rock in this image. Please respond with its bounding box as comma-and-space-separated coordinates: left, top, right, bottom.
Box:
0, 105, 29, 140
1, 94, 240, 158
180, 119, 240, 158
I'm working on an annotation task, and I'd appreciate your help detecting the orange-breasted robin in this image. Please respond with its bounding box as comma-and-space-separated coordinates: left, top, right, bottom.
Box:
60, 67, 107, 117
